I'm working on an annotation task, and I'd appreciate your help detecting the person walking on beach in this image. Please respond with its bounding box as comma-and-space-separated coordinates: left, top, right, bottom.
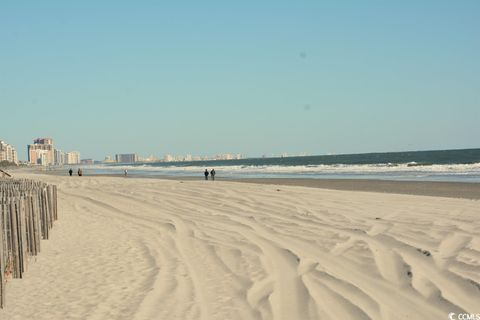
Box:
210, 169, 216, 181
69, 168, 73, 176
77, 168, 83, 176
204, 169, 209, 180
124, 169, 128, 177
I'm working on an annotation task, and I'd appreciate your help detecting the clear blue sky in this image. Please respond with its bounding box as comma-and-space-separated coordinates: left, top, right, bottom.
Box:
1, 1, 479, 160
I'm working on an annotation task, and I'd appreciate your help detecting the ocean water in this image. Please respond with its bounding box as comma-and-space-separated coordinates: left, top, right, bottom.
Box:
79, 148, 480, 182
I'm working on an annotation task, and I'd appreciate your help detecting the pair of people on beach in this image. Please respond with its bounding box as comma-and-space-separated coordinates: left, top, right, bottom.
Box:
68, 169, 82, 176
204, 169, 215, 180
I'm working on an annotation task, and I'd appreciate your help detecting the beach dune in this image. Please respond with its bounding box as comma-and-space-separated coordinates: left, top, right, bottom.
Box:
1, 174, 479, 320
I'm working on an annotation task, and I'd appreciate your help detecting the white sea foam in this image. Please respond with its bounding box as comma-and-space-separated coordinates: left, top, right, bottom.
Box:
81, 162, 480, 182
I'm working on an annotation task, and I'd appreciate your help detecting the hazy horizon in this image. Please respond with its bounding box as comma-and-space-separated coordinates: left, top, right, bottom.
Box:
2, 1, 479, 160
8, 143, 480, 163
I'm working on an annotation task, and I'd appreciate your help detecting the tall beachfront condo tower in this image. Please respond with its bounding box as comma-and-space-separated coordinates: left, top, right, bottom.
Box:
65, 151, 81, 164
28, 138, 55, 165
54, 149, 65, 165
0, 139, 18, 164
115, 154, 138, 163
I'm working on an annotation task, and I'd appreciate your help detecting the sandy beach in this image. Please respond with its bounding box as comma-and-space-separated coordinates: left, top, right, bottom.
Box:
228, 178, 480, 200
52, 171, 480, 200
1, 173, 479, 320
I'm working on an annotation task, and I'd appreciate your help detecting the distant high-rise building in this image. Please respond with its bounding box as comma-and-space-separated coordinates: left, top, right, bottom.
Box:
115, 154, 138, 163
0, 140, 18, 164
54, 149, 65, 165
80, 159, 94, 165
12, 147, 18, 164
144, 155, 159, 162
103, 155, 115, 163
66, 151, 81, 164
164, 154, 174, 162
28, 137, 54, 165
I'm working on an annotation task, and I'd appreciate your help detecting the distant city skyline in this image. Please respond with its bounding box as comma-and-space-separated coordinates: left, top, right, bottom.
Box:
3, 134, 312, 164
3, 134, 480, 164
2, 1, 479, 160
5, 137, 480, 164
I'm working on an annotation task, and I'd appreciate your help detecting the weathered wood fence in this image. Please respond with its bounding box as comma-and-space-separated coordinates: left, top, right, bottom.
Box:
0, 178, 58, 308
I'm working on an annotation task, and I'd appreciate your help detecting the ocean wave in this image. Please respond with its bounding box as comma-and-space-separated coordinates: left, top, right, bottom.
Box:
88, 162, 480, 175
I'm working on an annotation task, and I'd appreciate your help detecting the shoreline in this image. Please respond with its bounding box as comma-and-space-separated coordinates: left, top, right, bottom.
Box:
31, 169, 480, 200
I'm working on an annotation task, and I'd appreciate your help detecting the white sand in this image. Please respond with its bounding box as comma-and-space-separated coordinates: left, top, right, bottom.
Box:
1, 174, 479, 320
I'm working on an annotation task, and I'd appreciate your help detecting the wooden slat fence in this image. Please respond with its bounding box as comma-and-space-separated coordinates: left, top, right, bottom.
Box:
0, 178, 58, 308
